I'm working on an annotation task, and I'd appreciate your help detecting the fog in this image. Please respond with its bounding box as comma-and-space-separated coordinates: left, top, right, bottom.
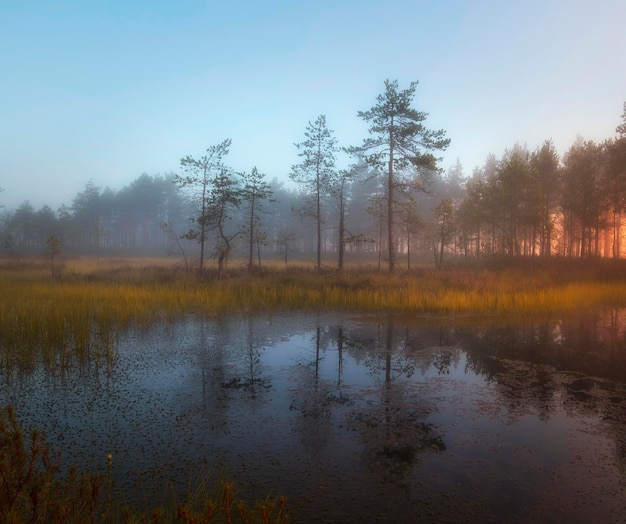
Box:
3, 126, 626, 267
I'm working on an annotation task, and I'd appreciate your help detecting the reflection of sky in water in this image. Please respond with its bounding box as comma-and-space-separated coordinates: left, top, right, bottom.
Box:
2, 312, 626, 523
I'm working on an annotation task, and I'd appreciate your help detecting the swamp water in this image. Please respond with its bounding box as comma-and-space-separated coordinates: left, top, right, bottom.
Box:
3, 311, 626, 523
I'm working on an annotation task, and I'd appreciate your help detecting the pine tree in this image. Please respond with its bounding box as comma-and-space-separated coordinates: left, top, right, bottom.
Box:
290, 115, 338, 270
349, 79, 449, 272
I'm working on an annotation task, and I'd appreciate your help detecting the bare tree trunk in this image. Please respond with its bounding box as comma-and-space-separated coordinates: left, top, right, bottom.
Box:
248, 196, 256, 270
338, 189, 345, 270
387, 126, 395, 273
316, 184, 322, 270
199, 167, 208, 272
439, 231, 445, 267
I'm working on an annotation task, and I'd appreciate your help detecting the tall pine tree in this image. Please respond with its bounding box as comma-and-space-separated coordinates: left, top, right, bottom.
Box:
290, 115, 338, 270
349, 80, 449, 272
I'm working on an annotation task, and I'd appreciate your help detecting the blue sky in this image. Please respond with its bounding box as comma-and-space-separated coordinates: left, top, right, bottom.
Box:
1, 0, 625, 209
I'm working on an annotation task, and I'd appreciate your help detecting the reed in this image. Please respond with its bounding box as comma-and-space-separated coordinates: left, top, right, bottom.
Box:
2, 259, 626, 372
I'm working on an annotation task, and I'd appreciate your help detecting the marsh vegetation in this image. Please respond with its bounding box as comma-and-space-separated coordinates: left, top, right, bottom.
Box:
2, 256, 626, 522
3, 256, 626, 373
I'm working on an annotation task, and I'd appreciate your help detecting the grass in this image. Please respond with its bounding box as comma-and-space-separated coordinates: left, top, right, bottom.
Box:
3, 257, 626, 367
2, 255, 626, 375
0, 261, 626, 352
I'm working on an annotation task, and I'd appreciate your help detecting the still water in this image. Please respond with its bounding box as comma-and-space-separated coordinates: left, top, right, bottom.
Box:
3, 311, 626, 523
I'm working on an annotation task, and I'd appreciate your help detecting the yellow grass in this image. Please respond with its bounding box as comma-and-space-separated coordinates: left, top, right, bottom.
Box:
2, 256, 626, 371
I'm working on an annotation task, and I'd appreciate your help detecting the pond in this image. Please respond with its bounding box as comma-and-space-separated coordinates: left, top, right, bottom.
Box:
3, 310, 626, 523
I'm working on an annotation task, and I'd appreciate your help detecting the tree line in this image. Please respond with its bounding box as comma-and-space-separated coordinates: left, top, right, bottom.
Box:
458, 118, 626, 259
1, 80, 625, 271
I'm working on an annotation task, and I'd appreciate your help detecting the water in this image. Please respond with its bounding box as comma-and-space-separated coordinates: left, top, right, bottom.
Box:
3, 311, 626, 522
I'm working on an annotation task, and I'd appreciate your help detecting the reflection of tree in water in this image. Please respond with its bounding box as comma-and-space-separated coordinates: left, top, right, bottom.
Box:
347, 322, 446, 486
481, 359, 559, 423
460, 310, 626, 423
290, 323, 376, 454
599, 390, 626, 476
289, 326, 337, 454
558, 373, 626, 476
195, 319, 230, 432
460, 322, 557, 421
462, 310, 626, 383
220, 318, 271, 397
289, 320, 452, 472
458, 311, 626, 473
189, 316, 283, 433
361, 324, 459, 380
189, 311, 626, 499
325, 326, 353, 405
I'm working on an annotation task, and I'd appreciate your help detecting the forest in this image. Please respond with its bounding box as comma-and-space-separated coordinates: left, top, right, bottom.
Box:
2, 81, 626, 272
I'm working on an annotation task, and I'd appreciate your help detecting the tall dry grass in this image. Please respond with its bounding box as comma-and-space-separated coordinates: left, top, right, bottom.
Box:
2, 257, 626, 372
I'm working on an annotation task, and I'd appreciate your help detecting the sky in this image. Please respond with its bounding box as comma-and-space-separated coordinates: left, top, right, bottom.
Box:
1, 0, 625, 210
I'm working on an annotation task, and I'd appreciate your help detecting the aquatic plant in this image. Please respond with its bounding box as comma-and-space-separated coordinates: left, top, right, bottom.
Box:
0, 405, 103, 523
0, 405, 289, 523
170, 478, 288, 524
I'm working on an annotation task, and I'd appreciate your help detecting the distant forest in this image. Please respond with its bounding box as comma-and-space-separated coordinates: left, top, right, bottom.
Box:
2, 91, 626, 270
